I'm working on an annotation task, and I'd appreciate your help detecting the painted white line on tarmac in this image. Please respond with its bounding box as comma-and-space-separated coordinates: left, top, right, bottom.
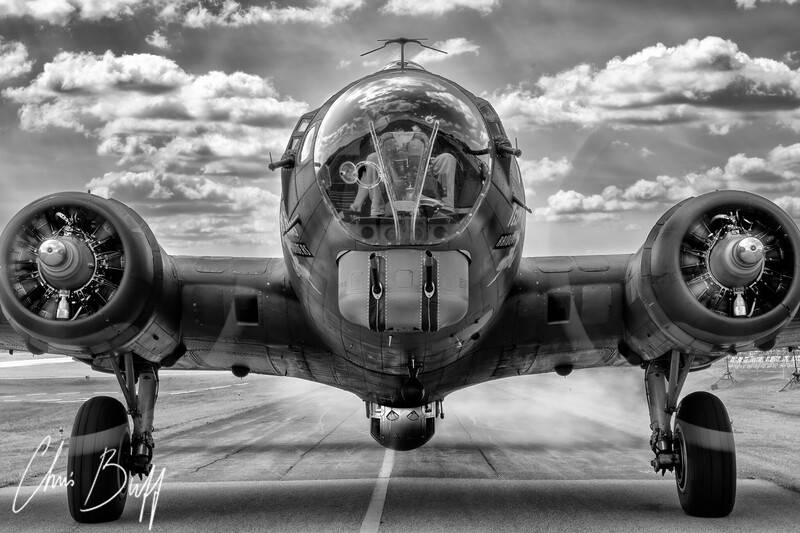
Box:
0, 357, 74, 368
169, 385, 242, 396
359, 449, 395, 533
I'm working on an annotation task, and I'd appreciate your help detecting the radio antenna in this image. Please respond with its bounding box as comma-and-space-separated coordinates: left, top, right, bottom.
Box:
360, 38, 447, 70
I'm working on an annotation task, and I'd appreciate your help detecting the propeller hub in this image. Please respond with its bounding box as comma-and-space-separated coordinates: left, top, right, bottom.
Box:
734, 236, 765, 266
708, 234, 764, 288
38, 239, 67, 267
37, 237, 95, 290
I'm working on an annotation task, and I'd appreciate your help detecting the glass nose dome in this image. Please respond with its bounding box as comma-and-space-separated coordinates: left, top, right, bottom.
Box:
313, 70, 492, 245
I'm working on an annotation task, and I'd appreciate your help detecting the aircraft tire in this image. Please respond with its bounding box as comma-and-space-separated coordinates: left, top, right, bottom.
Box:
674, 391, 736, 517
67, 396, 130, 523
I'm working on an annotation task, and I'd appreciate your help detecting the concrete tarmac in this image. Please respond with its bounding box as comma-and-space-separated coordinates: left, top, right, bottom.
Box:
2, 358, 800, 531
3, 479, 800, 532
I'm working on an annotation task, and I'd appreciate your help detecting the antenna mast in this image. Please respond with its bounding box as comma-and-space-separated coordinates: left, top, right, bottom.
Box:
360, 38, 447, 70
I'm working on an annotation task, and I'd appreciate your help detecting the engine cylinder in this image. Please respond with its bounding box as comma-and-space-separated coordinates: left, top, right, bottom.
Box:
0, 192, 181, 362
625, 190, 800, 359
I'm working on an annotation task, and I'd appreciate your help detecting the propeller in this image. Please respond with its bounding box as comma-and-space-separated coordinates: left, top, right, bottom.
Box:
679, 206, 793, 318
5, 204, 126, 321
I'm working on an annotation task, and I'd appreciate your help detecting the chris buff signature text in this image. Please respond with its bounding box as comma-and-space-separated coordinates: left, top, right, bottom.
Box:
12, 435, 165, 530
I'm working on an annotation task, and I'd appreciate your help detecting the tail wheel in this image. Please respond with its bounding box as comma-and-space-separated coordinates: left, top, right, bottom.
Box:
67, 396, 130, 523
674, 391, 736, 517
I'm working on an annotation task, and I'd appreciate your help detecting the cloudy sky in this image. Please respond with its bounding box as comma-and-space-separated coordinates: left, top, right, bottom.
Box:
0, 0, 799, 257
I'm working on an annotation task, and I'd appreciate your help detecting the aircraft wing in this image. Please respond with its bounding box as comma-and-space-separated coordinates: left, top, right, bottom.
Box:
432, 189, 800, 394
0, 309, 26, 353
0, 192, 329, 381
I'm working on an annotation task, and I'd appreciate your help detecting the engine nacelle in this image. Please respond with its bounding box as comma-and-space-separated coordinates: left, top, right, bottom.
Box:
368, 402, 437, 451
0, 192, 181, 362
625, 190, 800, 361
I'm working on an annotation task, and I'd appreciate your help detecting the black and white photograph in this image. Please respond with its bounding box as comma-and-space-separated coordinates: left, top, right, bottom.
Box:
1, 1, 799, 531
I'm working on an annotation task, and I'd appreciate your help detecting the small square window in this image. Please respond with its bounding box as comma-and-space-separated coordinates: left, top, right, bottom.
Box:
234, 294, 259, 325
547, 292, 571, 324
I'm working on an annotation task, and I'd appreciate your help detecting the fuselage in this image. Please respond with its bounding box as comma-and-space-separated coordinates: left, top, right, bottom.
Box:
277, 64, 526, 405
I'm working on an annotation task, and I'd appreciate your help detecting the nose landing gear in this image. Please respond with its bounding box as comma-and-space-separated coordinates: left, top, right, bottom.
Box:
645, 350, 736, 517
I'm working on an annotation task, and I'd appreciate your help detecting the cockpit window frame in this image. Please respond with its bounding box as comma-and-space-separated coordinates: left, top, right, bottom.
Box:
300, 122, 318, 165
283, 110, 319, 215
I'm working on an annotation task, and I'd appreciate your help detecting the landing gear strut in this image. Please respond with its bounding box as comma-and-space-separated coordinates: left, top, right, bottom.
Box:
110, 353, 158, 476
67, 352, 159, 523
644, 350, 736, 517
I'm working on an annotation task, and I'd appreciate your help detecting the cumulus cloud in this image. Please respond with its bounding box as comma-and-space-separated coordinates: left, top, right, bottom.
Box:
4, 50, 307, 252
4, 51, 306, 157
0, 0, 145, 24
518, 156, 572, 186
0, 0, 363, 26
537, 143, 800, 221
493, 36, 800, 134
87, 171, 283, 252
145, 30, 170, 50
381, 0, 499, 16
410, 38, 480, 65
0, 38, 33, 82
784, 51, 800, 69
160, 0, 364, 27
736, 0, 798, 8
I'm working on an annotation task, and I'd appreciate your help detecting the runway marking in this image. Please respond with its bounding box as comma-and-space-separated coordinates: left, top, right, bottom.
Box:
169, 383, 247, 395
359, 449, 395, 533
0, 357, 74, 368
280, 406, 359, 479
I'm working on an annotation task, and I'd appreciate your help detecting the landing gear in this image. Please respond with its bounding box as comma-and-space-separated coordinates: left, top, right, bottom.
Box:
644, 351, 736, 517
67, 396, 130, 522
674, 392, 736, 517
67, 353, 159, 524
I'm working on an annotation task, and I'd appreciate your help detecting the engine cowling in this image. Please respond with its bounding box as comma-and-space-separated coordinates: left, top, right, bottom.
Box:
0, 192, 181, 362
625, 190, 800, 360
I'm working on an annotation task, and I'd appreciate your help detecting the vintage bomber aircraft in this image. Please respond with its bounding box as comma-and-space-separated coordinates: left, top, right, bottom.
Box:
2, 38, 800, 523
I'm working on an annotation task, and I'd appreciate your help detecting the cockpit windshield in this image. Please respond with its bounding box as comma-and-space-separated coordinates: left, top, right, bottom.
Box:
313, 70, 491, 245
